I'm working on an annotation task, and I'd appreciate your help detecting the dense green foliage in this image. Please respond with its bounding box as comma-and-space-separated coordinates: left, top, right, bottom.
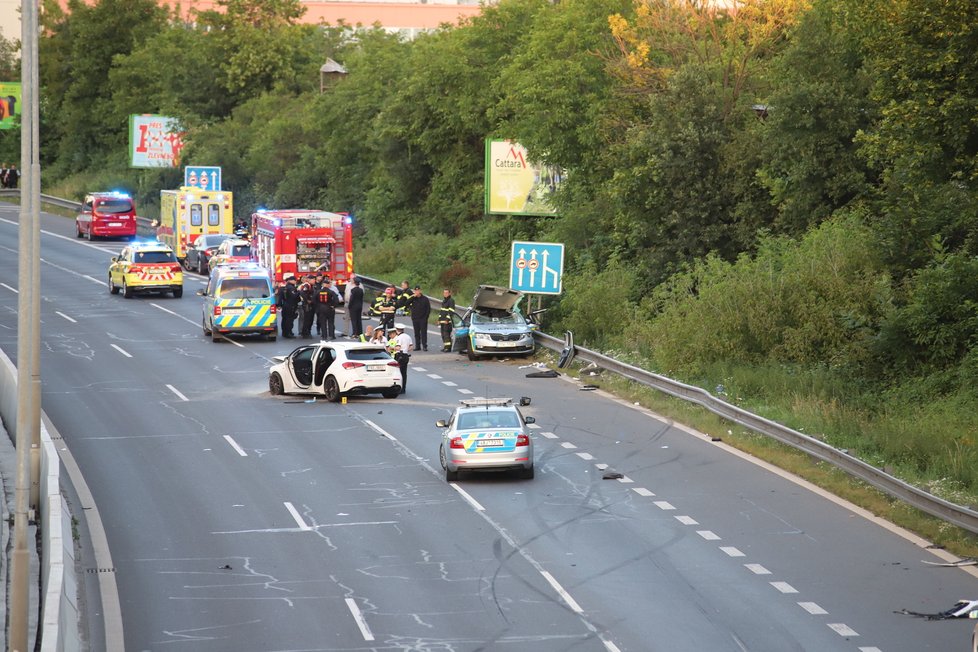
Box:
30, 0, 978, 495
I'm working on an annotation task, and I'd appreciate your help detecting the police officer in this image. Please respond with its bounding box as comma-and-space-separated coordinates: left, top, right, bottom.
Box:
390, 324, 414, 394
438, 289, 456, 352
347, 278, 364, 338
311, 273, 325, 336
377, 286, 397, 331
316, 279, 337, 340
407, 286, 431, 351
276, 277, 300, 338
298, 275, 316, 338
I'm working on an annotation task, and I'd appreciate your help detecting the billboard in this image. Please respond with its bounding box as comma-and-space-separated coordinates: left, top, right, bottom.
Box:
0, 82, 20, 130
129, 114, 185, 168
484, 139, 563, 216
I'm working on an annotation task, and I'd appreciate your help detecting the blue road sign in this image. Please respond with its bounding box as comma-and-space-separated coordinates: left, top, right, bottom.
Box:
184, 166, 222, 191
510, 241, 564, 295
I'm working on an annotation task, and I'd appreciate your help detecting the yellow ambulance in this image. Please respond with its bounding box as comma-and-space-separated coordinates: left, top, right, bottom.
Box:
158, 187, 233, 263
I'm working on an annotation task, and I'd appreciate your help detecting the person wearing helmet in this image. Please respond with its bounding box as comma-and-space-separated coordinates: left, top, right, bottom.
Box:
377, 285, 398, 331
390, 323, 414, 394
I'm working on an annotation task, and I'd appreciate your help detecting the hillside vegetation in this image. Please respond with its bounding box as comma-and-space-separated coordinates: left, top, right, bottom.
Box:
2, 0, 977, 513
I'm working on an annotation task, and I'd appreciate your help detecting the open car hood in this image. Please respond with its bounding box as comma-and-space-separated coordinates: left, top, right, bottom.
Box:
472, 285, 523, 312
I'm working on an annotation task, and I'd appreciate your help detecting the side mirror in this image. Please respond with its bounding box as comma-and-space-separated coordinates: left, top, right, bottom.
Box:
519, 396, 531, 406
524, 416, 536, 424
435, 420, 448, 428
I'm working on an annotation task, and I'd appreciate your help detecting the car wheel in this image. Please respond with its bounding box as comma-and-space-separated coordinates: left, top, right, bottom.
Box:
467, 348, 480, 362
266, 333, 277, 342
182, 256, 191, 271
76, 225, 83, 239
269, 372, 285, 396
198, 259, 206, 275
172, 287, 183, 299
202, 317, 212, 336
382, 388, 400, 399
520, 465, 535, 480
323, 376, 341, 402
122, 279, 133, 299
440, 446, 459, 481
108, 275, 119, 295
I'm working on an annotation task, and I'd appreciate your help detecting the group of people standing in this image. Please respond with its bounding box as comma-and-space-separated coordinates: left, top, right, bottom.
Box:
0, 163, 20, 189
275, 272, 357, 339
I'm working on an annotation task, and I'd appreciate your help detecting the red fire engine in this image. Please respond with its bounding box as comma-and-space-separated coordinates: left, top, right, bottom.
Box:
249, 209, 354, 291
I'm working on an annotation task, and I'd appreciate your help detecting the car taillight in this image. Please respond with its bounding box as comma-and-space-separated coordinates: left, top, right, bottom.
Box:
170, 263, 181, 273
516, 434, 530, 446
341, 361, 365, 369
388, 361, 400, 368
270, 305, 277, 314
213, 306, 222, 316
449, 437, 465, 449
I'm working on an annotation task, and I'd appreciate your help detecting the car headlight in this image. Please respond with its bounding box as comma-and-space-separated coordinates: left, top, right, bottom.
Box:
472, 333, 493, 343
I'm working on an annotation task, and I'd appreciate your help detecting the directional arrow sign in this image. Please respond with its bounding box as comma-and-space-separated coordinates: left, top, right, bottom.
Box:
510, 241, 563, 295
184, 165, 222, 191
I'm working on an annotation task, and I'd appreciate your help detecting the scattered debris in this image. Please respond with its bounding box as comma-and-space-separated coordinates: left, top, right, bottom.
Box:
526, 370, 559, 378
580, 385, 599, 391
519, 362, 549, 370
581, 362, 604, 376
921, 557, 978, 567
602, 471, 624, 480
710, 436, 722, 442
220, 564, 232, 570
896, 599, 978, 620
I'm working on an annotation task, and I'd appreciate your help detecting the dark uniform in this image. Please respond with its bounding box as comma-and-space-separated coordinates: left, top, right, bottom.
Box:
377, 288, 397, 331
438, 290, 456, 351
407, 287, 431, 351
395, 282, 412, 316
347, 280, 364, 338
316, 283, 337, 339
276, 278, 300, 338
298, 277, 316, 338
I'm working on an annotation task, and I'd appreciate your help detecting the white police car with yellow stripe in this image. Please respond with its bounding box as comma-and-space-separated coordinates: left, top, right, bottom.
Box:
437, 397, 535, 481
197, 262, 277, 341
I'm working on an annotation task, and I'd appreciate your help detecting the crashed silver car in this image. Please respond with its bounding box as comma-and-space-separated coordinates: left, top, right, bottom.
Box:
453, 285, 535, 361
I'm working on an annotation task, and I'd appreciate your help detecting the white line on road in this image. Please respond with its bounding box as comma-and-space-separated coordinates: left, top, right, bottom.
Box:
828, 623, 859, 637
56, 311, 77, 323
697, 530, 721, 540
560, 442, 577, 449
539, 571, 584, 614
540, 432, 558, 439
576, 452, 595, 461
345, 598, 375, 641
165, 384, 189, 401
632, 487, 654, 497
617, 475, 634, 483
449, 483, 485, 511
594, 463, 608, 470
83, 275, 105, 285
771, 581, 798, 594
412, 366, 427, 372
719, 546, 745, 557
364, 419, 397, 441
223, 435, 248, 457
0, 282, 17, 293
527, 422, 541, 429
858, 648, 882, 652
653, 500, 675, 510
442, 381, 458, 387
798, 601, 827, 615
744, 563, 771, 575
675, 515, 698, 525
457, 388, 474, 395
110, 344, 132, 358
426, 374, 442, 379
284, 502, 312, 531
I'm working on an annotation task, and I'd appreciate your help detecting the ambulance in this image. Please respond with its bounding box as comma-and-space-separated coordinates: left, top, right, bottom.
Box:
158, 187, 234, 263
197, 262, 277, 342
249, 209, 354, 294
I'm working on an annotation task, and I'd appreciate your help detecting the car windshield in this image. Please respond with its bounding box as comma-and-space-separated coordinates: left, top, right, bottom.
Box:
95, 199, 133, 214
134, 251, 175, 264
457, 410, 521, 430
471, 310, 525, 326
200, 235, 230, 248
231, 244, 251, 257
345, 348, 393, 361
217, 278, 271, 299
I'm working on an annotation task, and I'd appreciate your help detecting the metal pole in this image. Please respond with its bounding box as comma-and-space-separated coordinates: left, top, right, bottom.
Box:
10, 0, 37, 649
29, 0, 41, 509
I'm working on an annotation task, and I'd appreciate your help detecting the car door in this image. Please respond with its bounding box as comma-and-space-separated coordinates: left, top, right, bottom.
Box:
287, 346, 317, 391
185, 239, 200, 270
312, 346, 337, 390
450, 310, 469, 352
77, 197, 93, 235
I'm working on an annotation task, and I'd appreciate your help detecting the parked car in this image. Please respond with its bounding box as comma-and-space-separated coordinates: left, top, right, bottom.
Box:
268, 341, 402, 401
76, 191, 137, 241
437, 397, 535, 481
452, 285, 535, 361
184, 233, 233, 275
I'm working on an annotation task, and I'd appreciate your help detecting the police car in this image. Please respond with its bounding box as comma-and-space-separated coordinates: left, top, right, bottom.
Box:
108, 241, 183, 298
437, 397, 535, 481
197, 262, 277, 341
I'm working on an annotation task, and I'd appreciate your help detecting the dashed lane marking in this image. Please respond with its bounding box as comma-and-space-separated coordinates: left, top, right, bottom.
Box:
165, 384, 189, 402
617, 475, 634, 484
744, 563, 771, 575
1, 282, 17, 293
449, 483, 485, 511
576, 452, 595, 461
771, 581, 798, 594
541, 432, 558, 439
828, 623, 859, 637
632, 487, 654, 497
442, 381, 458, 387
560, 442, 577, 449
798, 602, 827, 615
110, 344, 132, 358
653, 501, 675, 510
675, 515, 698, 525
697, 530, 721, 540
223, 435, 247, 457
426, 374, 442, 379
56, 311, 76, 323
457, 388, 474, 395
720, 546, 745, 557
283, 502, 312, 531
345, 598, 375, 641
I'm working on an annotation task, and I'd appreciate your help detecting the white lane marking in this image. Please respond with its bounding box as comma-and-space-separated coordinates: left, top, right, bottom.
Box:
84, 275, 105, 286
799, 601, 827, 615
594, 463, 608, 470
412, 366, 426, 372
364, 419, 397, 441
560, 442, 577, 449
576, 452, 595, 461
603, 642, 623, 652
539, 570, 584, 614
720, 546, 745, 557
449, 483, 485, 511
0, 217, 118, 253
110, 344, 132, 358
828, 623, 859, 637
1, 282, 17, 293
771, 581, 798, 594
540, 432, 558, 439
527, 422, 541, 429
150, 302, 198, 326
653, 501, 676, 510
56, 311, 77, 323
426, 374, 442, 379
617, 475, 634, 484
859, 648, 882, 652
165, 384, 189, 401
442, 381, 458, 387
345, 598, 375, 641
223, 435, 248, 457
745, 563, 771, 575
675, 515, 698, 525
457, 388, 474, 395
697, 530, 721, 540
632, 487, 654, 497
284, 502, 312, 531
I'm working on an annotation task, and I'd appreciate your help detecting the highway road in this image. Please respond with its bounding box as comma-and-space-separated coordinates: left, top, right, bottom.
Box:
1, 203, 976, 651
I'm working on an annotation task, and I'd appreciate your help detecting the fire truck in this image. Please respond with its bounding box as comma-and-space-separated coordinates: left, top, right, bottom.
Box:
158, 187, 234, 262
249, 209, 354, 292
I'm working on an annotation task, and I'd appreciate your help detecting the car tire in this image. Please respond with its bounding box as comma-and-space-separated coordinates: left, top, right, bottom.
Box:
520, 465, 535, 480
269, 372, 285, 396
202, 317, 212, 336
445, 466, 459, 482
76, 225, 83, 238
266, 333, 277, 342
122, 279, 133, 299
323, 376, 341, 403
382, 388, 400, 399
108, 275, 119, 294
198, 259, 207, 275
467, 348, 480, 362
172, 287, 183, 299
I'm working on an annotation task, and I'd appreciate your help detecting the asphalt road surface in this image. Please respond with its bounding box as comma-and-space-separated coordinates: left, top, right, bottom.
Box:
1, 204, 976, 651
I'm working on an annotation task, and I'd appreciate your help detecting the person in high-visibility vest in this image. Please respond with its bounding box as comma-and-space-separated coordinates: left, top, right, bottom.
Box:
437, 289, 457, 352
377, 286, 397, 330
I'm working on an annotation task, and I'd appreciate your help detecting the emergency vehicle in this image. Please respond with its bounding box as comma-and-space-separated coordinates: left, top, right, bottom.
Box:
108, 241, 183, 299
76, 191, 138, 240
249, 209, 353, 293
157, 187, 234, 263
197, 262, 277, 341
208, 238, 252, 269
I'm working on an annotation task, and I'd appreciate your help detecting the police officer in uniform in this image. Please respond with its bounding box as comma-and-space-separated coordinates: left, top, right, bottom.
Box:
298, 275, 316, 338
347, 278, 364, 338
438, 289, 456, 352
390, 324, 414, 394
276, 277, 300, 338
407, 286, 431, 351
316, 279, 337, 340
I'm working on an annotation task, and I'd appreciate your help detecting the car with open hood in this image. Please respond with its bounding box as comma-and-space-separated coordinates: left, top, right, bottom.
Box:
452, 285, 535, 361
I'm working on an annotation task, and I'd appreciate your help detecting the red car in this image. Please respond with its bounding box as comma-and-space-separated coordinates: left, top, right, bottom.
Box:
76, 192, 138, 241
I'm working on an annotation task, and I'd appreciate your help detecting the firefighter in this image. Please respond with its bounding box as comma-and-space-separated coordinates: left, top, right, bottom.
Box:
395, 280, 412, 316
438, 289, 457, 352
369, 286, 392, 320
377, 286, 398, 331
276, 277, 300, 338
298, 275, 316, 338
408, 286, 431, 351
316, 278, 337, 340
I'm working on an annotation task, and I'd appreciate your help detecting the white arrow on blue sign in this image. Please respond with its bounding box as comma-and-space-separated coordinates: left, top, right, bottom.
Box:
184, 166, 222, 191
510, 241, 564, 295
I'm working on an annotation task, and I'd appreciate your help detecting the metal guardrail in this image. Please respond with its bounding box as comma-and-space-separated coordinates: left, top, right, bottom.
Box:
360, 272, 978, 534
